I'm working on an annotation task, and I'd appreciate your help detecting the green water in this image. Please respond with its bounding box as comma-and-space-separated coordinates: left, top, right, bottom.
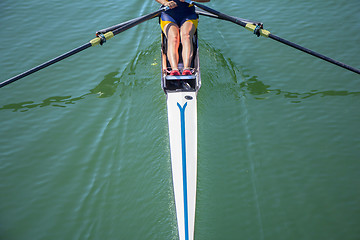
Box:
1, 0, 359, 239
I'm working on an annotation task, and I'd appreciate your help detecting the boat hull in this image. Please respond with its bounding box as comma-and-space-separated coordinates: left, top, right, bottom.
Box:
166, 91, 198, 240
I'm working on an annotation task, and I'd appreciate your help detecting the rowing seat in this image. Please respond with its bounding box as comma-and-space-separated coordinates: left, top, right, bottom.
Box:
165, 75, 196, 81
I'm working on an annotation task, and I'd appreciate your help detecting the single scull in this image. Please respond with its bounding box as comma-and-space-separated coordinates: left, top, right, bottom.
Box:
161, 24, 200, 240
161, 8, 263, 240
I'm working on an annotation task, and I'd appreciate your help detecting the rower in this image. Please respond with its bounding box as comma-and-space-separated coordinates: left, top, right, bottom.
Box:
156, 0, 210, 76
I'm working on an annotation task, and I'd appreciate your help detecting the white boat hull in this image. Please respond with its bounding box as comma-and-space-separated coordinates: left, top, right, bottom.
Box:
167, 91, 198, 240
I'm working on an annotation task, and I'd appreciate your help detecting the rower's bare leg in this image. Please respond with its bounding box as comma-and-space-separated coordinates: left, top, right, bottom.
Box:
164, 23, 180, 71
180, 21, 196, 69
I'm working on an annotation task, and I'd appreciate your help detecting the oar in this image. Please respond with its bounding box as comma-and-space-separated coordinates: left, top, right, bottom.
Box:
195, 7, 262, 26
0, 7, 168, 89
187, 0, 360, 75
96, 15, 146, 35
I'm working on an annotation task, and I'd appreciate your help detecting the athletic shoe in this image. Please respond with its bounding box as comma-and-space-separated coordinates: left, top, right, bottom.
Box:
182, 69, 192, 75
169, 70, 180, 76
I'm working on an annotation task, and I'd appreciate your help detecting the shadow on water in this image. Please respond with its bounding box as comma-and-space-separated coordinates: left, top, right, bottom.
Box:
200, 40, 360, 103
239, 76, 360, 103
0, 71, 119, 112
2, 40, 359, 112
0, 41, 161, 112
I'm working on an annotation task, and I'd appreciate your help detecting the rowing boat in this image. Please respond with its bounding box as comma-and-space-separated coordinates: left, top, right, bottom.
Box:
160, 9, 262, 240
161, 28, 201, 240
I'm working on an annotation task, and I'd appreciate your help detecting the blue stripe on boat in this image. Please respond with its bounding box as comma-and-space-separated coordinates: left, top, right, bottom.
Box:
177, 102, 189, 240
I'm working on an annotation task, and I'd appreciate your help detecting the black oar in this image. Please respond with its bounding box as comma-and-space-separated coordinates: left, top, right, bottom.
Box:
96, 15, 145, 35
188, 0, 360, 75
0, 7, 168, 89
195, 7, 262, 26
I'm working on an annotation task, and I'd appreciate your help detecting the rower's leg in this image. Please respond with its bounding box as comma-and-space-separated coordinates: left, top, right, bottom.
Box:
180, 21, 196, 69
164, 23, 180, 71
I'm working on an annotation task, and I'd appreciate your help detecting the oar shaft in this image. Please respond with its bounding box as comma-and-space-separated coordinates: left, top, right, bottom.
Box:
268, 34, 360, 74
98, 7, 168, 36
112, 7, 167, 35
96, 16, 144, 35
195, 8, 262, 26
0, 43, 92, 88
190, 1, 246, 27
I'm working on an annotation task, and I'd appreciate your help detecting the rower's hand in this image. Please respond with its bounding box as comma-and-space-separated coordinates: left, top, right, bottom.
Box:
164, 1, 177, 9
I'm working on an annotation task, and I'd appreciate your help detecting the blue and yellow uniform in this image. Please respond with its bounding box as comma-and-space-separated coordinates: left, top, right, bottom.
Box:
160, 0, 198, 31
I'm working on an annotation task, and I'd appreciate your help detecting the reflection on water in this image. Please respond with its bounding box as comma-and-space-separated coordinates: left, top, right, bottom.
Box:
0, 43, 159, 112
0, 95, 90, 112
203, 40, 360, 104
240, 76, 360, 103
89, 72, 120, 98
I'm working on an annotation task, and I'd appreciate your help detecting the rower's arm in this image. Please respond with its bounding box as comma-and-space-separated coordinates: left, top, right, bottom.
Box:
155, 0, 169, 5
156, 0, 179, 9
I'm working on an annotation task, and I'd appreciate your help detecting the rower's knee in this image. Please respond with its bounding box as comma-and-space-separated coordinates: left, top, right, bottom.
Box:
168, 34, 180, 47
180, 32, 192, 42
170, 35, 180, 45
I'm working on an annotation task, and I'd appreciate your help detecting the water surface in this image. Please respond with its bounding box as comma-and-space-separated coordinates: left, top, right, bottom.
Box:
1, 0, 359, 239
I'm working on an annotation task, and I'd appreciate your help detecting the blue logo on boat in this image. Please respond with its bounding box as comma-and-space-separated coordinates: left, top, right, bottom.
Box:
177, 102, 189, 240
